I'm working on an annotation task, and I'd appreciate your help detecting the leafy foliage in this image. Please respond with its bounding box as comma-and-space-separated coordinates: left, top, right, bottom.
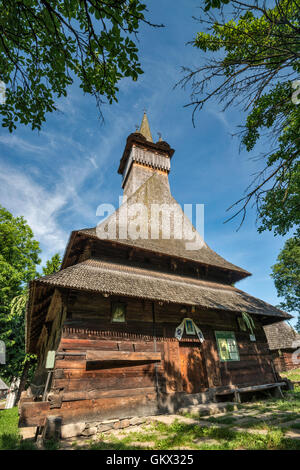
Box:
271, 230, 300, 317
204, 0, 229, 10
0, 205, 61, 381
1, 253, 62, 382
0, 205, 40, 381
0, 0, 160, 132
0, 205, 40, 317
41, 253, 61, 276
181, 0, 300, 235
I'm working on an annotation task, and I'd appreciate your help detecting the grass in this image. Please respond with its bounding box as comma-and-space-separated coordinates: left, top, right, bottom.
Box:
73, 387, 300, 451
206, 415, 237, 425
1, 385, 300, 450
0, 407, 36, 450
73, 419, 300, 451
281, 367, 300, 382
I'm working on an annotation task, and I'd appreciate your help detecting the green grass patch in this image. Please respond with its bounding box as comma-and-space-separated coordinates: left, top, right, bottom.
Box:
77, 413, 300, 451
85, 419, 300, 451
289, 422, 300, 430
206, 415, 237, 425
0, 407, 36, 450
280, 368, 300, 382
82, 389, 300, 450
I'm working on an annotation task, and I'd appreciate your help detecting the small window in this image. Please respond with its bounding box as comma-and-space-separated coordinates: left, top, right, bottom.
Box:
215, 331, 240, 362
111, 302, 126, 323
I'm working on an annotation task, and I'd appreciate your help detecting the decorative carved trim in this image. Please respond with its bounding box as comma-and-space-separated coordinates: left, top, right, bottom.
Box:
62, 327, 201, 343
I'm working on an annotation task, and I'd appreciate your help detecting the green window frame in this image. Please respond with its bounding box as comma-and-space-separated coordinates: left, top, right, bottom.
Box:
215, 331, 240, 362
111, 302, 126, 323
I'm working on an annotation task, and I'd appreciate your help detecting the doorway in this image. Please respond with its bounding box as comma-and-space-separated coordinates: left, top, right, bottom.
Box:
179, 342, 208, 393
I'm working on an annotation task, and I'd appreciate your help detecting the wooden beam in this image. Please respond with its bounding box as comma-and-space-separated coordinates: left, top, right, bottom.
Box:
19, 392, 158, 427
55, 386, 157, 402
215, 382, 286, 396
86, 350, 161, 362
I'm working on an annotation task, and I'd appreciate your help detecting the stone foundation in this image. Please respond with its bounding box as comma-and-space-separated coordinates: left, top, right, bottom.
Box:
60, 416, 148, 439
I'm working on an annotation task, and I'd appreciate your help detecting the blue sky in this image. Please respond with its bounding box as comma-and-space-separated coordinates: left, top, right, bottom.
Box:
0, 1, 297, 325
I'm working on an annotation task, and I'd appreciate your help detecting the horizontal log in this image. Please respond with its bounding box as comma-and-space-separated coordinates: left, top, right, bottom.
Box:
216, 382, 285, 395
53, 375, 157, 391
58, 386, 157, 402
237, 382, 285, 393
220, 359, 272, 371
55, 360, 86, 370
19, 393, 158, 427
221, 374, 275, 387
221, 369, 274, 381
86, 350, 161, 362
59, 338, 120, 351
54, 362, 162, 379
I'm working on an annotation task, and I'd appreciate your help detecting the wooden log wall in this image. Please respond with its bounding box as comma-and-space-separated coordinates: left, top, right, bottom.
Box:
20, 290, 277, 427
90, 238, 236, 284
31, 289, 66, 390
272, 350, 298, 373
54, 292, 275, 396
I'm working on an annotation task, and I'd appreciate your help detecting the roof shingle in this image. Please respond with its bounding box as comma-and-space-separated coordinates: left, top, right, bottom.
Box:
35, 258, 290, 319
264, 321, 300, 350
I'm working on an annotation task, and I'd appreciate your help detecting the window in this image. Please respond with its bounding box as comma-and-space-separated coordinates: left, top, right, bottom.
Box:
215, 331, 240, 362
111, 302, 126, 323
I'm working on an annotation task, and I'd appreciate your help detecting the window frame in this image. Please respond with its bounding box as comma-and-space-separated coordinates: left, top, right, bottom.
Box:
111, 302, 127, 323
215, 331, 240, 362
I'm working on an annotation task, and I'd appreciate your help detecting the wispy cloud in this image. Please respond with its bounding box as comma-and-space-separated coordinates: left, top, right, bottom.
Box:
0, 163, 68, 261
0, 94, 139, 263
206, 107, 231, 131
0, 134, 47, 155
87, 155, 98, 169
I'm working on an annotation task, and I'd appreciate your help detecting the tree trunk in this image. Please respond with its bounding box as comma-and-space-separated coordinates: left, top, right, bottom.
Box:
15, 361, 30, 405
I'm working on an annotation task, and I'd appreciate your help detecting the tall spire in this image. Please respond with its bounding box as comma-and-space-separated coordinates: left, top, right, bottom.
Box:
139, 111, 153, 142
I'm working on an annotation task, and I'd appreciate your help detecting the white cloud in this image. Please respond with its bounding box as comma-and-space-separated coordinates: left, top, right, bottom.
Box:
0, 97, 138, 264
87, 155, 98, 169
206, 107, 231, 130
0, 135, 47, 155
0, 164, 68, 263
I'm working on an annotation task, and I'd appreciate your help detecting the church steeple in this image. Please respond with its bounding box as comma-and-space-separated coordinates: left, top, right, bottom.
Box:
139, 111, 153, 142
118, 113, 175, 197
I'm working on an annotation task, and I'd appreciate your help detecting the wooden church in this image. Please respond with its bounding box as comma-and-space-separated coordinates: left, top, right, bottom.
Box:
19, 113, 292, 429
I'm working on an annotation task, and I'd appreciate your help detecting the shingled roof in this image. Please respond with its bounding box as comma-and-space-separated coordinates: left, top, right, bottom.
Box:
75, 172, 250, 281
31, 258, 290, 319
264, 321, 300, 350
27, 116, 293, 356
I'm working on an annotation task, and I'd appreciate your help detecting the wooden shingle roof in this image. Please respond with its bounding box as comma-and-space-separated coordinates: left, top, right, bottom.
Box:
32, 258, 291, 318
264, 321, 300, 350
73, 172, 251, 281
